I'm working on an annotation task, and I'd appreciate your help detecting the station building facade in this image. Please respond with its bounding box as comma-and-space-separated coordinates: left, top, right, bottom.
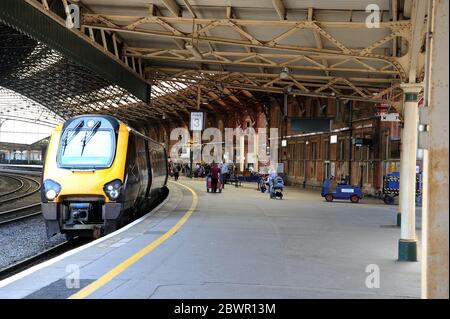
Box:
270, 95, 402, 196
155, 93, 401, 196
0, 138, 49, 165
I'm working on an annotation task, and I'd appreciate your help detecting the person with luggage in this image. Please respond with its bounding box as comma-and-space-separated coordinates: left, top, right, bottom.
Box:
210, 161, 221, 193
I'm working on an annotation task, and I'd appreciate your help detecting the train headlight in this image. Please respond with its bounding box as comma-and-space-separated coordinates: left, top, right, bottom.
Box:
43, 179, 61, 201
46, 190, 57, 201
103, 179, 122, 201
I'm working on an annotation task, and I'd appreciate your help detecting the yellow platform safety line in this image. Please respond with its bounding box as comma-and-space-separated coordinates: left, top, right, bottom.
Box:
68, 181, 198, 299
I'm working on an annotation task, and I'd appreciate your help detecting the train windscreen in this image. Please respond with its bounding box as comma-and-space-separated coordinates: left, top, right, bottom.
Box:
57, 119, 116, 169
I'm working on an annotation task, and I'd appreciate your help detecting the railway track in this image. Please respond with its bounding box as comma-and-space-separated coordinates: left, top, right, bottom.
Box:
0, 203, 42, 225
0, 173, 41, 205
0, 174, 24, 197
0, 170, 84, 282
0, 172, 42, 225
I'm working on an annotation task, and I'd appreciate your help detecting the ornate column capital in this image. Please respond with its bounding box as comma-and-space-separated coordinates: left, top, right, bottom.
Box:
400, 83, 423, 101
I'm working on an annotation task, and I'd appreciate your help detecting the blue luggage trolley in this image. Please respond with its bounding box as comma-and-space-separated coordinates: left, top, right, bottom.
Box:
321, 178, 363, 203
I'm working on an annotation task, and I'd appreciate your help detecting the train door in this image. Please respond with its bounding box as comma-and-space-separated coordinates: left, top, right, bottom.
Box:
124, 134, 140, 207
162, 148, 169, 186
135, 136, 149, 199
144, 140, 152, 198
149, 148, 158, 191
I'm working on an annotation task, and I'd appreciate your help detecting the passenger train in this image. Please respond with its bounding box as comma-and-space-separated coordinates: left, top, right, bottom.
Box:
41, 115, 168, 239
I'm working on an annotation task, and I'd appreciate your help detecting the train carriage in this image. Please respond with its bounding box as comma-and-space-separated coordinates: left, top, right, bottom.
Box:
41, 115, 168, 239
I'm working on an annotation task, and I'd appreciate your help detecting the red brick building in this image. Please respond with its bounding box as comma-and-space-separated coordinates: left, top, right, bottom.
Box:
270, 95, 401, 196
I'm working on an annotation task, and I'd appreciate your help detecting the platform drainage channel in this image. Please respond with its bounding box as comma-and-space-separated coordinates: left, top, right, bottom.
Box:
24, 279, 95, 299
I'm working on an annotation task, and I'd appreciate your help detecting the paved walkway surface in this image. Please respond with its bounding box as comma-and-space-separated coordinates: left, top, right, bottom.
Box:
0, 177, 421, 298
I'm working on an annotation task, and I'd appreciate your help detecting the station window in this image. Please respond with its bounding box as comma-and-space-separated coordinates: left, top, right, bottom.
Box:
390, 138, 401, 159
338, 139, 346, 161
363, 145, 368, 161
288, 158, 294, 175
323, 141, 330, 160
311, 161, 317, 178
354, 136, 361, 161
382, 134, 389, 161
323, 161, 331, 179
288, 143, 295, 176
311, 142, 317, 160
299, 161, 305, 177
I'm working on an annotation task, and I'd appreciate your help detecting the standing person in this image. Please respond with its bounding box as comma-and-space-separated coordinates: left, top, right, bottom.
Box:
173, 163, 179, 181
210, 161, 220, 193
185, 162, 190, 177
220, 162, 228, 189
168, 159, 173, 177
268, 165, 278, 193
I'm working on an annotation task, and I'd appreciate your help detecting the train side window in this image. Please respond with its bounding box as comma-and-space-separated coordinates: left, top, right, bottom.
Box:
151, 150, 158, 175
135, 136, 149, 193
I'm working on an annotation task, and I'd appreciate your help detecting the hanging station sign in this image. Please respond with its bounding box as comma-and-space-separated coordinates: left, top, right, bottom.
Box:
380, 113, 401, 122
190, 112, 204, 131
330, 135, 338, 144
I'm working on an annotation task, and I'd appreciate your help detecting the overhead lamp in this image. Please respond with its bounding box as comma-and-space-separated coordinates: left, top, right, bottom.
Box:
185, 43, 203, 60
284, 86, 293, 94
280, 67, 290, 80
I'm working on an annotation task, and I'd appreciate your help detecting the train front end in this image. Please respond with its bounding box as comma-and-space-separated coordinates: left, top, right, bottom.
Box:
41, 115, 129, 239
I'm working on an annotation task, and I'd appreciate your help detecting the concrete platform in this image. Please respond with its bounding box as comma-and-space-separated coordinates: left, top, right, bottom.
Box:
0, 178, 421, 299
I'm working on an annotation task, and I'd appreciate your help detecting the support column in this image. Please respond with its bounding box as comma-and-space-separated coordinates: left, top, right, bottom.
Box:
254, 131, 259, 172
397, 127, 404, 227
422, 0, 449, 298
398, 83, 422, 261
239, 135, 245, 172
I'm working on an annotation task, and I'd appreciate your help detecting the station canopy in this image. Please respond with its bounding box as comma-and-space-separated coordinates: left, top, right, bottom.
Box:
0, 87, 62, 127
81, 0, 409, 109
2, 0, 419, 125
